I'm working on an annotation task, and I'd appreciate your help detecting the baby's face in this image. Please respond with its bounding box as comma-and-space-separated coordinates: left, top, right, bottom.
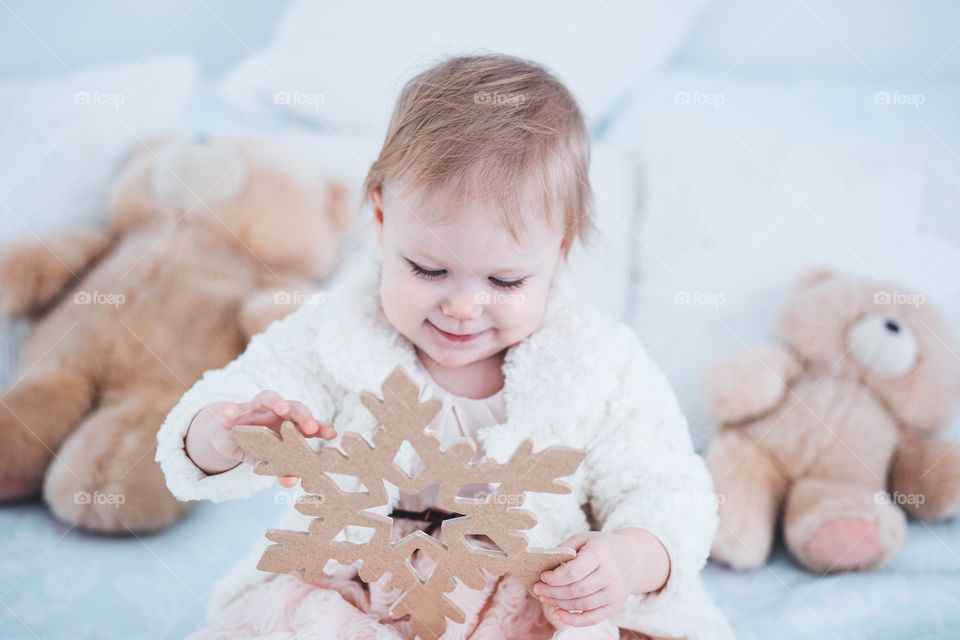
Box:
373, 183, 566, 369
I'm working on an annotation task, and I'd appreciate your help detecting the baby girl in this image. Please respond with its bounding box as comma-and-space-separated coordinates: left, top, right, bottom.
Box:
156, 54, 733, 639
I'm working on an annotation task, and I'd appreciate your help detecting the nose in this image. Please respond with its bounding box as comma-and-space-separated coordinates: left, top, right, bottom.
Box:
441, 290, 483, 321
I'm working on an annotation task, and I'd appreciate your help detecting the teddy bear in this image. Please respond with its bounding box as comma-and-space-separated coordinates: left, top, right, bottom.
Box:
0, 135, 351, 533
704, 269, 960, 573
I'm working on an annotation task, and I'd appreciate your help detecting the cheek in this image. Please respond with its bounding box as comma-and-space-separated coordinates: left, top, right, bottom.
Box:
491, 290, 548, 335
381, 271, 433, 325
379, 270, 409, 327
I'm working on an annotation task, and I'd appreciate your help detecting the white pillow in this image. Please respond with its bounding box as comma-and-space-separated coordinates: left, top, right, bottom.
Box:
0, 55, 199, 385
615, 112, 960, 449
567, 142, 638, 321
219, 0, 710, 131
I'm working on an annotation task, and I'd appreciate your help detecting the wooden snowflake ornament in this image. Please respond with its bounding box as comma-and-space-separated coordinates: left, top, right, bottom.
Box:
233, 366, 586, 640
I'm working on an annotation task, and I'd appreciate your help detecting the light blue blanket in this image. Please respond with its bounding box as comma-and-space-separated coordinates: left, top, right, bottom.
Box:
2, 490, 958, 639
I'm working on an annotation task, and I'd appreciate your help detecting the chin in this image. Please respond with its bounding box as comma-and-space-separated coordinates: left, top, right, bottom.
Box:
419, 340, 490, 368
424, 347, 480, 369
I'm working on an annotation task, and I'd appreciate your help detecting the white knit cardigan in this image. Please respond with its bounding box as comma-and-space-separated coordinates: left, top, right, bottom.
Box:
156, 256, 733, 639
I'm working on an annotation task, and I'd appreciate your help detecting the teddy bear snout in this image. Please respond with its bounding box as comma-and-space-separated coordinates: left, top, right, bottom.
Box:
847, 313, 917, 376
151, 141, 249, 214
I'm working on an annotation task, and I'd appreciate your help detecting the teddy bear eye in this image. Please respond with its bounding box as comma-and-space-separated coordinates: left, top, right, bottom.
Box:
848, 314, 917, 376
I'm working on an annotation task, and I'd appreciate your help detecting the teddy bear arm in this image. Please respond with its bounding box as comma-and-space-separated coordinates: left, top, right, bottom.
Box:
890, 433, 960, 521
0, 227, 115, 317
704, 344, 801, 425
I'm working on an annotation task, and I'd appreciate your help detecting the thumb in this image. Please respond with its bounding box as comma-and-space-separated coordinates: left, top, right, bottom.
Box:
558, 531, 592, 552
210, 427, 242, 460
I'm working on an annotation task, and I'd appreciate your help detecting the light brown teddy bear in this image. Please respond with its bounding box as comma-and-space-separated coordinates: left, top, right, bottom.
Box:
0, 135, 351, 533
705, 270, 960, 573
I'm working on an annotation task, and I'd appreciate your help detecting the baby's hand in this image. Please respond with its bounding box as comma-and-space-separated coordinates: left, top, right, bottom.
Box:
533, 528, 670, 627
185, 390, 336, 480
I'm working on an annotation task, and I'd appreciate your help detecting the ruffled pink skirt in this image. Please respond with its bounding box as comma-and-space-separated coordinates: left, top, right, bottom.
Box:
188, 521, 628, 639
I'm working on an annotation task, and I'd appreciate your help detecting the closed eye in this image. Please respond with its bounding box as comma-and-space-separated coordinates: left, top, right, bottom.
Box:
407, 258, 526, 289
406, 258, 446, 280
489, 276, 526, 289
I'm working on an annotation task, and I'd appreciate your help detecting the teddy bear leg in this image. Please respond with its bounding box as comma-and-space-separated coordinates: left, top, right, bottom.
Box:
43, 393, 192, 533
0, 364, 95, 500
783, 477, 906, 573
706, 432, 788, 570
890, 435, 960, 521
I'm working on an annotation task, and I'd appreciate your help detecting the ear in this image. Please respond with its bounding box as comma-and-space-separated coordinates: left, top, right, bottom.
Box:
371, 185, 384, 247
795, 267, 835, 289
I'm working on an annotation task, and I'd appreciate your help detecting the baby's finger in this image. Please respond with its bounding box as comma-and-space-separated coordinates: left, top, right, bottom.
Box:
219, 403, 240, 419
281, 400, 320, 436
251, 389, 284, 409
541, 588, 608, 614
247, 390, 288, 418
317, 422, 338, 440
542, 590, 610, 612
229, 399, 288, 428
536, 566, 606, 600
267, 399, 336, 440
209, 424, 243, 460
551, 605, 612, 627
278, 476, 298, 488
210, 403, 243, 429
558, 531, 592, 552
229, 409, 285, 430
540, 549, 599, 587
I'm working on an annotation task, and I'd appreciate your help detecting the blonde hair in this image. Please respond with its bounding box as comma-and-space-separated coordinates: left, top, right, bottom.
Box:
363, 54, 594, 252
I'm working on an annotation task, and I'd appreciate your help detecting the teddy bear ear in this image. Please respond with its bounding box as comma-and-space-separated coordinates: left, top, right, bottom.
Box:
324, 180, 353, 232
795, 267, 836, 289
113, 135, 173, 173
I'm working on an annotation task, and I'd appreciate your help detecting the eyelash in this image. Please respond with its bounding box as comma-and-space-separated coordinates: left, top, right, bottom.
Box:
489, 276, 526, 290
406, 259, 445, 280
405, 259, 526, 289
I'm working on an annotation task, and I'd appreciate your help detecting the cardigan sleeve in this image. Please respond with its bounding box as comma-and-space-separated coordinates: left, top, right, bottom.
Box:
585, 326, 719, 608
155, 304, 340, 503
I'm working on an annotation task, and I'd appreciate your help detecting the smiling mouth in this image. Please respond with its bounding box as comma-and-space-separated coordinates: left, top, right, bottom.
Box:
428, 321, 489, 343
